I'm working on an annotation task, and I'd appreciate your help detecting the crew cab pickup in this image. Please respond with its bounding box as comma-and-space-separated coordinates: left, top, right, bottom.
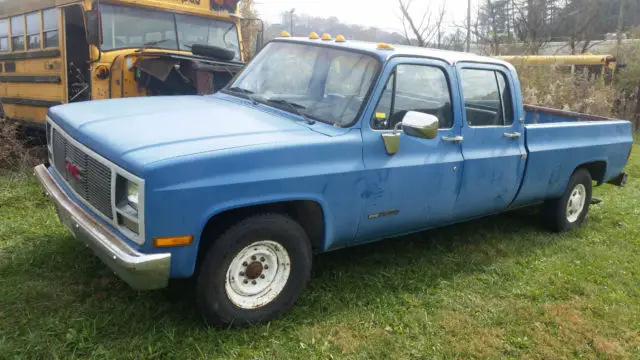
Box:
35, 37, 633, 327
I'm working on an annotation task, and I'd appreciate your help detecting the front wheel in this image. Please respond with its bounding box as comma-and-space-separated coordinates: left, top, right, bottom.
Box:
543, 168, 592, 232
196, 214, 312, 327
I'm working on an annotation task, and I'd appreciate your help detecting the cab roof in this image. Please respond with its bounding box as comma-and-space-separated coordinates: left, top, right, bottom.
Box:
273, 37, 512, 68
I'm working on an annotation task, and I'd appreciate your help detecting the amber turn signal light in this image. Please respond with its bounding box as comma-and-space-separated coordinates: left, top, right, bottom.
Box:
153, 235, 194, 248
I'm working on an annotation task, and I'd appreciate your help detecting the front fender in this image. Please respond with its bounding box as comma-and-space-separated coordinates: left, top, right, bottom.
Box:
197, 193, 335, 251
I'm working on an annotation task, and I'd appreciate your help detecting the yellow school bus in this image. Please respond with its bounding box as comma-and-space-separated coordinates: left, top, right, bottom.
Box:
496, 55, 618, 83
0, 0, 250, 128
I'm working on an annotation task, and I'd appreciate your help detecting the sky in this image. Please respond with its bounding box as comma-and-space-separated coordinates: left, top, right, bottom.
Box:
254, 0, 480, 33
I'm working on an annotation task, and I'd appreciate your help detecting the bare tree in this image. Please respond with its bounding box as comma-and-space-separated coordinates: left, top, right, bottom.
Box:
397, 0, 447, 48
566, 1, 604, 54
511, 0, 562, 54
617, 0, 626, 56
239, 0, 260, 60
466, 0, 472, 51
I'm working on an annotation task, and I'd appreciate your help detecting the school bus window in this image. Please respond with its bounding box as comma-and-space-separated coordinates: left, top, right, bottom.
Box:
176, 14, 240, 60
0, 19, 8, 52
26, 12, 41, 50
102, 5, 178, 51
43, 9, 58, 48
11, 15, 25, 51
100, 4, 240, 59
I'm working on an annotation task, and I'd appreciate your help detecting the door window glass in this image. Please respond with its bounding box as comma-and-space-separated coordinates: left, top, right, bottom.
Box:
461, 68, 514, 126
372, 64, 453, 130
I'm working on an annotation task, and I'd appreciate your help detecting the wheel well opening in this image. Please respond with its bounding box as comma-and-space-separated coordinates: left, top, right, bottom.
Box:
577, 161, 607, 184
198, 200, 325, 265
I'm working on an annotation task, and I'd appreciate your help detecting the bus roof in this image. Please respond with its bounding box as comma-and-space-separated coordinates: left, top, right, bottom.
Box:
496, 55, 616, 66
0, 0, 80, 17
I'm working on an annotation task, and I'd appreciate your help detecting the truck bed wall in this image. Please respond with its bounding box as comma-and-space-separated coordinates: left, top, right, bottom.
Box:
524, 104, 616, 124
512, 119, 633, 207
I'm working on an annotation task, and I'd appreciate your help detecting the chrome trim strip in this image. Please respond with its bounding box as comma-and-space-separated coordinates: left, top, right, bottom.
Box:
35, 164, 169, 290
47, 116, 146, 245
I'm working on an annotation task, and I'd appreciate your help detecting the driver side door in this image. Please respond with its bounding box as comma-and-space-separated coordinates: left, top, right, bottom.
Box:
356, 57, 465, 243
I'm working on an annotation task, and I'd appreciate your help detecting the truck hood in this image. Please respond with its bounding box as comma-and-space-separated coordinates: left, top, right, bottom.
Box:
47, 95, 324, 175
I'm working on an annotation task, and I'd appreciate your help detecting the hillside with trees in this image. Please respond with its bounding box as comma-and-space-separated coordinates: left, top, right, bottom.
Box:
244, 0, 639, 57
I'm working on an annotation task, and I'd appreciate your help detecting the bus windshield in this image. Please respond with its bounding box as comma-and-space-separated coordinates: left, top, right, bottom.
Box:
100, 4, 240, 60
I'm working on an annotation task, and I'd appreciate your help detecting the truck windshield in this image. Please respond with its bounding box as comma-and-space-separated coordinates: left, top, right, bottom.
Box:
100, 4, 240, 61
226, 42, 380, 126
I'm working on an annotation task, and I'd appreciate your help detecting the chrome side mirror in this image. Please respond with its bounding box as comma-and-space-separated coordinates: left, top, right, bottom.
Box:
382, 111, 439, 155
401, 111, 439, 139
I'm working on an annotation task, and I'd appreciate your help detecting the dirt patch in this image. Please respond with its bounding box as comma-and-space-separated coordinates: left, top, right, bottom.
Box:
538, 302, 631, 359
593, 337, 626, 359
308, 323, 373, 354
441, 311, 473, 332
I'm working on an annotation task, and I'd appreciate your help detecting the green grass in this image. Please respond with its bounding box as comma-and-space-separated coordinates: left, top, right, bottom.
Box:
1, 146, 640, 360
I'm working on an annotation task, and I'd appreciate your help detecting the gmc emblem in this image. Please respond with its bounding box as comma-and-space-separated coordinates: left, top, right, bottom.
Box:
64, 160, 82, 181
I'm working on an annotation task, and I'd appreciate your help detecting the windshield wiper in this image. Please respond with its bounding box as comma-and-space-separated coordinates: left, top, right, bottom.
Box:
143, 39, 170, 48
262, 98, 316, 125
225, 87, 258, 104
227, 87, 254, 94
224, 89, 316, 125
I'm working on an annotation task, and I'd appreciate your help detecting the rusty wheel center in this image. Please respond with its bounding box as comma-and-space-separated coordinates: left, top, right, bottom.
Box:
245, 262, 263, 280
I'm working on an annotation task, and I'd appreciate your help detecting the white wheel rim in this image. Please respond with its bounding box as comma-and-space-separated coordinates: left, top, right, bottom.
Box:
566, 184, 587, 223
225, 240, 291, 309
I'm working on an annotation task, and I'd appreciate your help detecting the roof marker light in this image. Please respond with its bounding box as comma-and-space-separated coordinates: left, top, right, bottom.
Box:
309, 32, 320, 39
280, 31, 291, 37
377, 43, 394, 50
335, 35, 346, 42
321, 33, 332, 40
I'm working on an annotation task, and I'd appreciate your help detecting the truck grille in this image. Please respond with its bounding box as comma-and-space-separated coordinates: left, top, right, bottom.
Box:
51, 128, 113, 219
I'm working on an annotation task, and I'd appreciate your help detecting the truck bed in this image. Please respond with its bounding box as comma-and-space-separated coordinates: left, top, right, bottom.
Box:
512, 105, 634, 207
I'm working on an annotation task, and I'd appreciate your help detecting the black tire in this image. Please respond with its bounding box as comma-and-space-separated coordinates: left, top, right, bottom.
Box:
543, 168, 592, 232
196, 213, 312, 327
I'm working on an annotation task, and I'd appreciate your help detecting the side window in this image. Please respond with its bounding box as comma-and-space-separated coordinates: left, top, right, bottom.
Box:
372, 64, 453, 130
0, 19, 8, 52
461, 68, 514, 126
497, 72, 514, 125
11, 15, 25, 51
26, 12, 41, 50
43, 9, 59, 48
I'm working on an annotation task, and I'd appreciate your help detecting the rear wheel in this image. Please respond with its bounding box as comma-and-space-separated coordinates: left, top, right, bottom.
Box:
196, 214, 312, 327
543, 169, 592, 232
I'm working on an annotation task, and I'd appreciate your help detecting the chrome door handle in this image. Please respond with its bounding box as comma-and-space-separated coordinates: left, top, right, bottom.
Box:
504, 132, 521, 139
442, 135, 463, 143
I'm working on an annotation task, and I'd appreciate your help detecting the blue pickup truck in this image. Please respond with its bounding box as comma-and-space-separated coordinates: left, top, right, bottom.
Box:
35, 36, 633, 327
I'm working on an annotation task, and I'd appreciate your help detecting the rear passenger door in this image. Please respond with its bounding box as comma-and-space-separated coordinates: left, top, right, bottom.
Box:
454, 63, 526, 218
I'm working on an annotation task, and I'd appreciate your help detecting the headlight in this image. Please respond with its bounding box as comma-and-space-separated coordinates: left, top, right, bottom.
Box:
127, 182, 139, 210
116, 175, 142, 235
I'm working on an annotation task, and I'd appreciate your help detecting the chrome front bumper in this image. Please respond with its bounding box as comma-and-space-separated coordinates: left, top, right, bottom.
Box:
34, 164, 170, 290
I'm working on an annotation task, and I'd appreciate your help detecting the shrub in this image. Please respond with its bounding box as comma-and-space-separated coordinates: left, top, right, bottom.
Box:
515, 65, 618, 118
0, 120, 44, 172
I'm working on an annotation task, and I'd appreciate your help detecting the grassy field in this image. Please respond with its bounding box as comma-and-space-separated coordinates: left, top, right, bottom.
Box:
0, 146, 639, 360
